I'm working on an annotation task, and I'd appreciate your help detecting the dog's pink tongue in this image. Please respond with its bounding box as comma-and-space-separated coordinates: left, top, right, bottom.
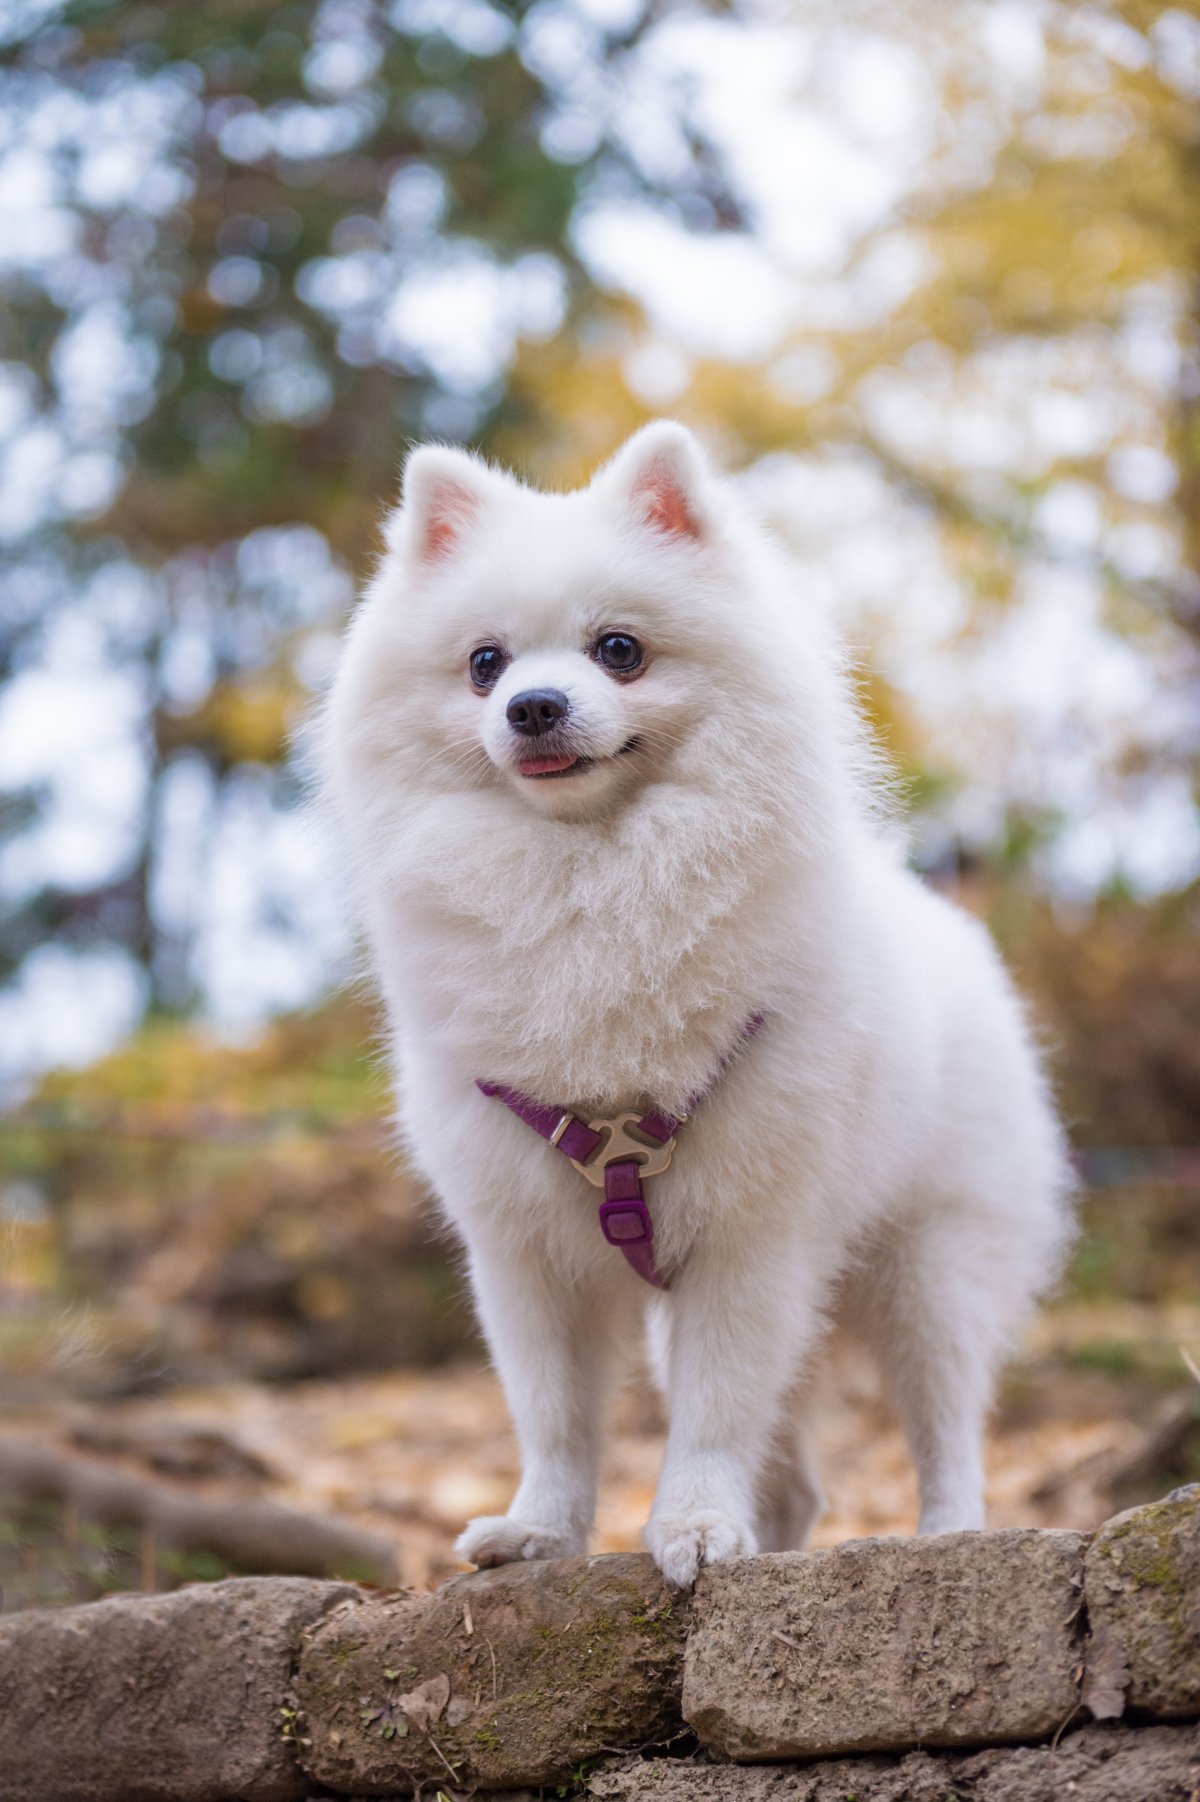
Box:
519, 751, 577, 776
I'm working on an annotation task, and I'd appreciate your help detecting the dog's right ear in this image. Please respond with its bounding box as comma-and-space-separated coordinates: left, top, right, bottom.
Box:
386, 444, 505, 563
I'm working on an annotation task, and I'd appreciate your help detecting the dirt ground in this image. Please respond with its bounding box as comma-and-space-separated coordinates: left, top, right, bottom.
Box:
8, 1296, 1197, 1598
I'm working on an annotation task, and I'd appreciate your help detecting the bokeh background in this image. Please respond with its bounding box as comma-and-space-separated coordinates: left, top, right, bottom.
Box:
2, 0, 1198, 1608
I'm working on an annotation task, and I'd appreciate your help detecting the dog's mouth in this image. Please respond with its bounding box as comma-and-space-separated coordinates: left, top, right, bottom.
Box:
518, 737, 641, 780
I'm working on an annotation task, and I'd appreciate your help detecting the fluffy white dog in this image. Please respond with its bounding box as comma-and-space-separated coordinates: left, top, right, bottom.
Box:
319, 421, 1072, 1587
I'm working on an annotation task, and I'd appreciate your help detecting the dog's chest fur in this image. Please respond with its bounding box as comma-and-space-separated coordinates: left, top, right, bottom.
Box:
374, 780, 802, 1115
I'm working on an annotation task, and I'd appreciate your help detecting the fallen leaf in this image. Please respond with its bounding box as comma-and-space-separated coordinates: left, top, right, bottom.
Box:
396, 1672, 451, 1731
1082, 1627, 1130, 1721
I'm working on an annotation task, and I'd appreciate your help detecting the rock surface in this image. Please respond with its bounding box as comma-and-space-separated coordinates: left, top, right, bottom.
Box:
588, 1722, 1200, 1801
297, 1552, 688, 1792
1085, 1485, 1200, 1721
1, 1499, 1196, 1800
0, 1576, 358, 1802
683, 1530, 1086, 1760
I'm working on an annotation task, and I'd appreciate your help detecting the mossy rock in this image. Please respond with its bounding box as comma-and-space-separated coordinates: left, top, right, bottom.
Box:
1085, 1485, 1200, 1720
295, 1553, 689, 1791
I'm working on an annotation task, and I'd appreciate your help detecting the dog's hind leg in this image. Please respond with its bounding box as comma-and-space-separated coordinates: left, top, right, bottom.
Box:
644, 1294, 671, 1401
844, 1208, 1004, 1536
756, 1383, 824, 1552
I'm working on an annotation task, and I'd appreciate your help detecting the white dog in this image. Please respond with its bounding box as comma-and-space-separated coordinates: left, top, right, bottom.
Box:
319, 421, 1072, 1587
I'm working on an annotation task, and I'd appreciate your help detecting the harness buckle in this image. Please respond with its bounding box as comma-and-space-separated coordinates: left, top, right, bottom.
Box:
567, 1110, 678, 1188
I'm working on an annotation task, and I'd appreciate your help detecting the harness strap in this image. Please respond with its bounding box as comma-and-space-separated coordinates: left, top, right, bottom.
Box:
477, 1014, 763, 1291
599, 1160, 662, 1289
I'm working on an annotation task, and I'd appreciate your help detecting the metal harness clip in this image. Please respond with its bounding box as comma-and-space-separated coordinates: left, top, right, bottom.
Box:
566, 1110, 678, 1188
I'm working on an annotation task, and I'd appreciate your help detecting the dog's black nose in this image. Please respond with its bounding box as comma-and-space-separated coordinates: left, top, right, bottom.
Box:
506, 689, 569, 737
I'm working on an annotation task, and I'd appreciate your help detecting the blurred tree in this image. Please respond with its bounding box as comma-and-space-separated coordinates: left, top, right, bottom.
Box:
828, 0, 1200, 633
805, 0, 1200, 868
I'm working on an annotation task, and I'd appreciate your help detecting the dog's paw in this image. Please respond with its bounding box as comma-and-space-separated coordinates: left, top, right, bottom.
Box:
455, 1514, 581, 1569
644, 1508, 756, 1588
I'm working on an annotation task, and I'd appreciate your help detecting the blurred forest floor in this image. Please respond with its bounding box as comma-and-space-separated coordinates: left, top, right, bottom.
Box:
4, 1311, 1198, 1608
2, 879, 1199, 1609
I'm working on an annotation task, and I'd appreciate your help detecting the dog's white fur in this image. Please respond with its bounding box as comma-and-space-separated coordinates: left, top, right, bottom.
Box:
319, 422, 1073, 1586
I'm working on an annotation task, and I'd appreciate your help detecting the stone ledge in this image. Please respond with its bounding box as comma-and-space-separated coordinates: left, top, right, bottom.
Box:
0, 1489, 1195, 1800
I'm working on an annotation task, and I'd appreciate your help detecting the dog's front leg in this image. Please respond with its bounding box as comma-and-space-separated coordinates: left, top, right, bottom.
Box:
456, 1236, 611, 1568
646, 1232, 829, 1587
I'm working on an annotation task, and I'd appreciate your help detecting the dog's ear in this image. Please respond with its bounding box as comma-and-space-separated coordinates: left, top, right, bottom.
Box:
602, 421, 711, 543
387, 444, 506, 562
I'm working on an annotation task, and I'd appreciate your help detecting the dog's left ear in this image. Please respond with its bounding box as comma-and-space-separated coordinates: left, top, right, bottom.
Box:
602, 421, 712, 544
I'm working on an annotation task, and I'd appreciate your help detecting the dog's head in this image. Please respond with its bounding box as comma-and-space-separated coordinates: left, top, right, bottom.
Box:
327, 421, 829, 830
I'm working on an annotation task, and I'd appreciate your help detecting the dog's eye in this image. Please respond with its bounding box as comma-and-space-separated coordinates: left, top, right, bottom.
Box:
469, 645, 507, 690
595, 632, 643, 675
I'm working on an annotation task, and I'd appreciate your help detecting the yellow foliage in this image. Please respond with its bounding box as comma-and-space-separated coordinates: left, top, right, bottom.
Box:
155, 673, 300, 768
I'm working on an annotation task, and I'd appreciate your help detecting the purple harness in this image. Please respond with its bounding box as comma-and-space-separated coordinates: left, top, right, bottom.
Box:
476, 1015, 763, 1290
